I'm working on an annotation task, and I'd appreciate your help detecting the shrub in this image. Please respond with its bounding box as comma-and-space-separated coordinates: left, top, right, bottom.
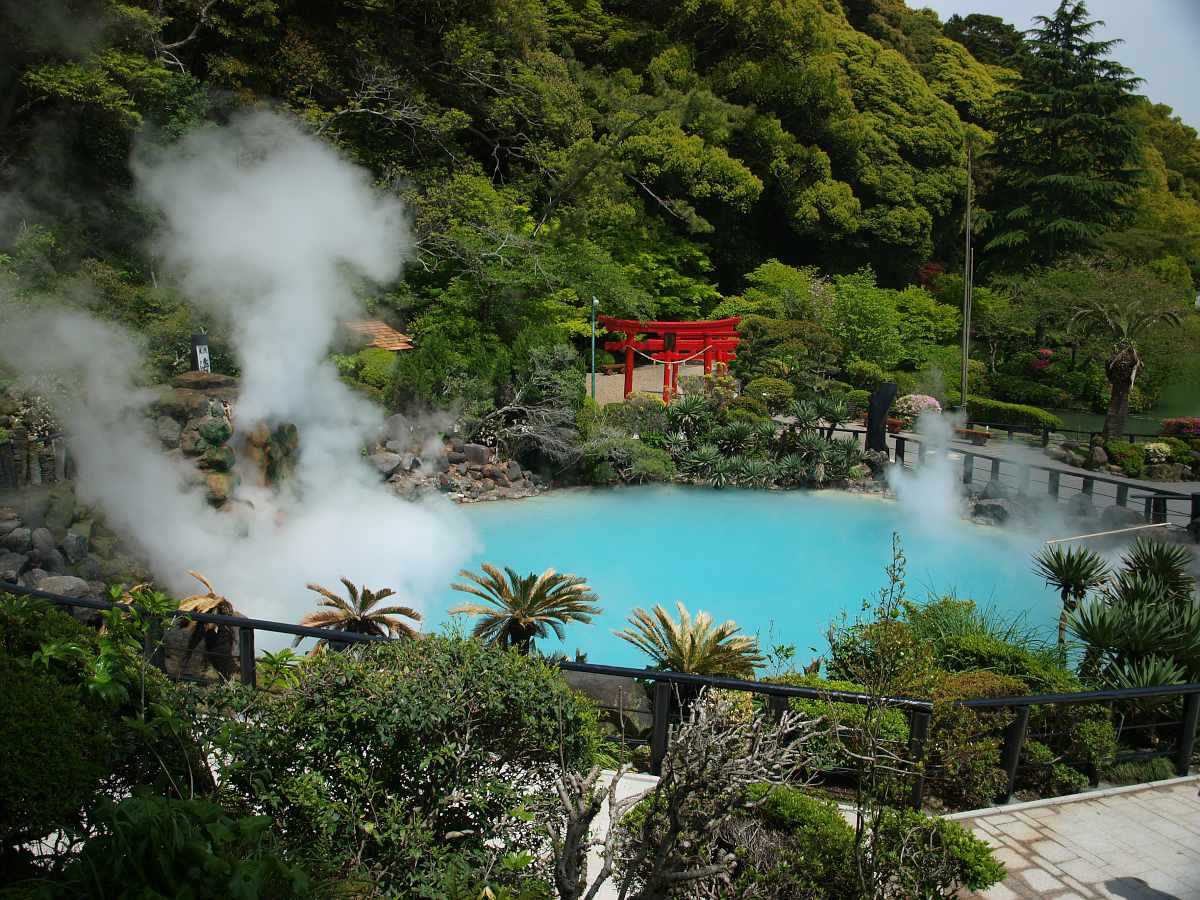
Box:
743, 376, 795, 413
1142, 442, 1173, 464
208, 636, 600, 890
930, 671, 1025, 810
988, 373, 1071, 408
1018, 741, 1090, 798
51, 795, 311, 898
727, 394, 771, 421
354, 346, 397, 390
934, 632, 1080, 695
1070, 718, 1118, 773
767, 673, 910, 773
964, 396, 1063, 430
827, 618, 938, 696
893, 393, 942, 423
843, 359, 888, 391
846, 389, 871, 415
0, 653, 110, 863
1162, 417, 1200, 438
1158, 436, 1194, 464
1102, 756, 1176, 785
873, 808, 1006, 895
601, 393, 668, 435
1104, 440, 1145, 478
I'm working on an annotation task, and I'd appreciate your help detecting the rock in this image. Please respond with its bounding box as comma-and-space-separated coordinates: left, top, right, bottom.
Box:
17, 490, 50, 530
1145, 463, 1186, 481
61, 531, 89, 564
463, 443, 492, 465
31, 527, 56, 556
172, 371, 238, 390
1065, 493, 1094, 519
0, 551, 29, 582
1046, 446, 1070, 463
70, 518, 93, 542
157, 416, 183, 448
1087, 446, 1108, 468
433, 456, 450, 474
447, 451, 467, 464
505, 460, 523, 481
179, 425, 208, 457
385, 440, 406, 453
0, 518, 18, 537
20, 568, 48, 588
44, 486, 76, 539
90, 535, 118, 559
1061, 440, 1080, 451
170, 388, 215, 419
981, 480, 1015, 501
198, 416, 232, 446
973, 499, 1014, 524
74, 557, 103, 581
204, 472, 238, 504
36, 574, 91, 598
199, 445, 236, 472
2, 527, 32, 553
1100, 505, 1146, 530
369, 451, 403, 477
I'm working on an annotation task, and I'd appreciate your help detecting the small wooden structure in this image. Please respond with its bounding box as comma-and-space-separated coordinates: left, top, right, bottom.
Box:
341, 320, 414, 352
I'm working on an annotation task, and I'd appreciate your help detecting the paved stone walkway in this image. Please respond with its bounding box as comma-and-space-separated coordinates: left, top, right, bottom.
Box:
956, 777, 1200, 899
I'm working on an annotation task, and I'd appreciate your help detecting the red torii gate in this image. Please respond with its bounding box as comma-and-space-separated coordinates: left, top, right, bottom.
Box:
599, 316, 741, 403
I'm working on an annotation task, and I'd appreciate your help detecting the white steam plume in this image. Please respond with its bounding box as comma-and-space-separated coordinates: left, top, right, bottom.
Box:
0, 111, 473, 631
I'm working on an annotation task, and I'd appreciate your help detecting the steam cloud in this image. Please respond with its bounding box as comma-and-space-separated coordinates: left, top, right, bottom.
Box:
0, 111, 473, 631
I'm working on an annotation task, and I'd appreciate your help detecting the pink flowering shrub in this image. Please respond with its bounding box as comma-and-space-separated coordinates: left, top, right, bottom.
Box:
1162, 417, 1200, 438
1029, 349, 1053, 373
893, 394, 942, 422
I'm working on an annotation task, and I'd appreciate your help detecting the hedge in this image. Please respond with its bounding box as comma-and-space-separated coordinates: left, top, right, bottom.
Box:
964, 396, 1063, 430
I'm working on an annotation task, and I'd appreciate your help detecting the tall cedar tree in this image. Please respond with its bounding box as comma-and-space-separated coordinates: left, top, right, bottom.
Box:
983, 1, 1143, 271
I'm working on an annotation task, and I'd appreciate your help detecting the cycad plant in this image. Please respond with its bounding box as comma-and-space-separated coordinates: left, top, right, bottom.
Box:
826, 436, 865, 481
817, 395, 850, 438
735, 457, 775, 489
1032, 544, 1110, 651
777, 454, 808, 488
1120, 537, 1195, 602
705, 457, 736, 489
795, 432, 830, 484
296, 579, 421, 651
715, 421, 755, 456
788, 399, 821, 435
682, 443, 722, 481
667, 394, 714, 440
450, 564, 601, 654
615, 602, 764, 678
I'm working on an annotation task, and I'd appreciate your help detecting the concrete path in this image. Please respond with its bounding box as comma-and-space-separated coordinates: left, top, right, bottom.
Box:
955, 777, 1200, 899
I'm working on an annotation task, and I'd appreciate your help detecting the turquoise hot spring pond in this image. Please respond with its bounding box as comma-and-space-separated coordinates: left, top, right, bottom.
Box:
429, 486, 1063, 667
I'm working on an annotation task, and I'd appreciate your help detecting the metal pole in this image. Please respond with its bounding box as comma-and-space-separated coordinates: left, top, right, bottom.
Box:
999, 706, 1030, 804
959, 141, 973, 410
908, 709, 931, 810
590, 296, 598, 401
239, 627, 256, 688
1177, 692, 1199, 776
651, 680, 671, 776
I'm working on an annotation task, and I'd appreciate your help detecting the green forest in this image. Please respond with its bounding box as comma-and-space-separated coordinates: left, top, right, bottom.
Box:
2, 0, 1199, 439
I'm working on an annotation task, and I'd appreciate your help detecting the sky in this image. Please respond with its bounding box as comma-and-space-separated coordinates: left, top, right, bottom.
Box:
919, 0, 1200, 129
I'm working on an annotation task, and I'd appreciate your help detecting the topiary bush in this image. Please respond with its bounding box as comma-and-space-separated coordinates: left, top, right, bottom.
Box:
843, 359, 888, 391
1104, 440, 1145, 477
743, 376, 795, 414
207, 636, 601, 892
964, 397, 1063, 430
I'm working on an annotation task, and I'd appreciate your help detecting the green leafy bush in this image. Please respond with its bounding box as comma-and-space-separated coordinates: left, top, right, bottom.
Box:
846, 389, 871, 415
934, 632, 1080, 695
208, 636, 599, 891
1104, 440, 1145, 477
843, 359, 888, 391
987, 373, 1071, 408
930, 671, 1025, 810
354, 346, 397, 390
743, 376, 795, 413
768, 674, 910, 772
1018, 741, 1090, 798
964, 396, 1063, 430
51, 795, 310, 898
873, 808, 1006, 895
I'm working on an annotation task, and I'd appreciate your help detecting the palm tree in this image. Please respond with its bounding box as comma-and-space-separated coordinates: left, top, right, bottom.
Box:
1068, 294, 1182, 436
1032, 545, 1110, 651
615, 602, 764, 678
450, 564, 601, 654
295, 578, 421, 652
177, 570, 241, 679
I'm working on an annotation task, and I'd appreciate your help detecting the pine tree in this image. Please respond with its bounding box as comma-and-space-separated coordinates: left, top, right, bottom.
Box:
983, 1, 1143, 271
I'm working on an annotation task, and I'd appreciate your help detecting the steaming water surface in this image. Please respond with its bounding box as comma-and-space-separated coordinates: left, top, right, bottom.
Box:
429, 486, 1062, 666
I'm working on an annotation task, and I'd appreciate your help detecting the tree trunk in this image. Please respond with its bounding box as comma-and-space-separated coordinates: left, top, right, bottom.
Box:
1102, 346, 1141, 438
1057, 605, 1069, 653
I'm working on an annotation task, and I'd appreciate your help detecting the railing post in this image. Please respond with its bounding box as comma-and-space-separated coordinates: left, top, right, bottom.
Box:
143, 619, 165, 671
1047, 470, 1060, 499
238, 627, 256, 687
962, 453, 974, 484
895, 437, 906, 466
999, 706, 1030, 804
651, 680, 671, 776
1041, 425, 1050, 448
990, 458, 1001, 482
1116, 483, 1129, 507
1151, 496, 1167, 524
768, 693, 788, 723
908, 709, 931, 810
1191, 493, 1200, 523
1018, 465, 1031, 495
1177, 692, 1199, 777
1082, 477, 1094, 497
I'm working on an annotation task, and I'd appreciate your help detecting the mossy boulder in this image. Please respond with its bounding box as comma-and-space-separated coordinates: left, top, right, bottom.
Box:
204, 472, 239, 505
198, 417, 232, 447
199, 445, 236, 472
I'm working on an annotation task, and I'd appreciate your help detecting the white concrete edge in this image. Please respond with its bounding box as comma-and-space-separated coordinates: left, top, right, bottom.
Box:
943, 774, 1200, 820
